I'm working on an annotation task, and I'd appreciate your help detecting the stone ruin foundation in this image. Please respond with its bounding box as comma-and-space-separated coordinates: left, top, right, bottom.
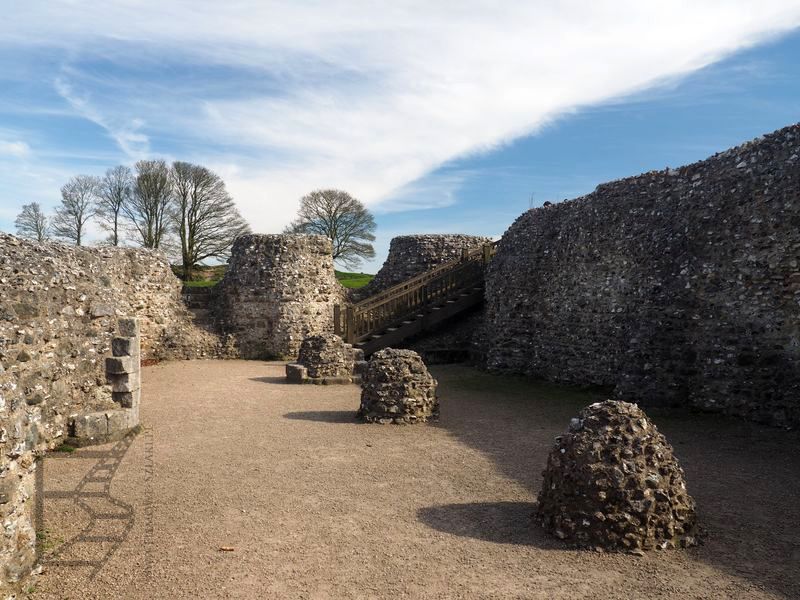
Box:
68, 318, 142, 445
536, 400, 697, 553
285, 333, 366, 384
357, 348, 438, 424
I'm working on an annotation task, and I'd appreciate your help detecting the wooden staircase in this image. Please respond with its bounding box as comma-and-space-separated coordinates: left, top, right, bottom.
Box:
335, 242, 497, 356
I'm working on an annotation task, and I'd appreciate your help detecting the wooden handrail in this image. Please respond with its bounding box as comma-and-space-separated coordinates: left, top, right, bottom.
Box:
335, 241, 498, 344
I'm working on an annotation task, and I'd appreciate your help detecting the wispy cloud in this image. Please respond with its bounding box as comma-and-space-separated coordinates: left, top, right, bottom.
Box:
0, 139, 31, 158
376, 171, 474, 214
1, 1, 800, 235
54, 74, 150, 159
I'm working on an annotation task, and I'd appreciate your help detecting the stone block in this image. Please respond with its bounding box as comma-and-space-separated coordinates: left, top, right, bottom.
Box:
285, 362, 307, 383
112, 336, 140, 358
118, 317, 140, 337
315, 376, 352, 385
109, 372, 141, 393
90, 303, 115, 318
353, 360, 368, 376
106, 356, 138, 375
106, 410, 131, 435
71, 412, 108, 439
113, 389, 140, 409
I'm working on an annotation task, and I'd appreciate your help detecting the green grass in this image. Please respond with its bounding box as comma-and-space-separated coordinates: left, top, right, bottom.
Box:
335, 270, 374, 289
177, 266, 374, 289
53, 443, 75, 453
175, 264, 228, 287
183, 279, 220, 288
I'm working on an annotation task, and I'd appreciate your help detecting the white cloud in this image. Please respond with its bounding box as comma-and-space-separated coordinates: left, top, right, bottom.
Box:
2, 0, 800, 235
0, 139, 31, 158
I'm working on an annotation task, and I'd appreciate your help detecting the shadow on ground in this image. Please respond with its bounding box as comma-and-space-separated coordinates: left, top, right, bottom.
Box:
429, 364, 800, 599
38, 432, 138, 579
283, 410, 357, 423
418, 501, 566, 549
249, 376, 291, 385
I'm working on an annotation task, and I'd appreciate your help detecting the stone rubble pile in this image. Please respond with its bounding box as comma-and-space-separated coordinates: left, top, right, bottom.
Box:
285, 333, 366, 384
357, 348, 438, 424
536, 400, 698, 552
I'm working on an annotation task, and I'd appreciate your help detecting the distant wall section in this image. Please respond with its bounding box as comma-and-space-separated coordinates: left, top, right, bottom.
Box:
362, 234, 491, 296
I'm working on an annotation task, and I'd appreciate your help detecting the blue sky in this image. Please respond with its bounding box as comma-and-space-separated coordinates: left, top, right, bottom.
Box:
1, 2, 799, 272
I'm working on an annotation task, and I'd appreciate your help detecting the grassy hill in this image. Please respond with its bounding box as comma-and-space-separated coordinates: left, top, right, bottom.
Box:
335, 270, 374, 289
179, 265, 374, 289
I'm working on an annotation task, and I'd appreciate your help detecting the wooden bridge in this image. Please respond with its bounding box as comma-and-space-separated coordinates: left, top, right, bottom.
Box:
334, 242, 498, 356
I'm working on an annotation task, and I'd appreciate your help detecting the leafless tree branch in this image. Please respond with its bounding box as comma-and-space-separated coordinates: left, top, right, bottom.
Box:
170, 161, 251, 279
14, 202, 50, 242
284, 189, 376, 269
52, 175, 99, 246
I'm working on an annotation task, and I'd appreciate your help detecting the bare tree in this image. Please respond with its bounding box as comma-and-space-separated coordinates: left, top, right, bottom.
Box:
122, 159, 172, 249
14, 202, 50, 242
170, 161, 250, 280
96, 165, 133, 246
284, 189, 376, 268
52, 175, 99, 246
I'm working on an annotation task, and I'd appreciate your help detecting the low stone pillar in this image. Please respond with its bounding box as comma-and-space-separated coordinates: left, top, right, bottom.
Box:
536, 400, 698, 553
68, 318, 142, 445
108, 317, 142, 423
285, 333, 364, 384
357, 348, 438, 424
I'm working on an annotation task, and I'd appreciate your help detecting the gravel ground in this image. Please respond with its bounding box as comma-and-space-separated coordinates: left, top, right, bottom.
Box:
29, 360, 800, 599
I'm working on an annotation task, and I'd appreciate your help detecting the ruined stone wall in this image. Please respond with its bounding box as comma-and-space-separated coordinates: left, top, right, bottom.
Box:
213, 234, 345, 359
0, 234, 220, 591
360, 234, 491, 296
485, 123, 800, 427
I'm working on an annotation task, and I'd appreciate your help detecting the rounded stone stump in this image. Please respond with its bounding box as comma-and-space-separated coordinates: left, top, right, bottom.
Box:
357, 348, 438, 424
297, 333, 354, 379
536, 400, 698, 552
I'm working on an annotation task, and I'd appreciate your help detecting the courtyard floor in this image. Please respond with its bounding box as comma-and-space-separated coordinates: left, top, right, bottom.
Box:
30, 360, 800, 599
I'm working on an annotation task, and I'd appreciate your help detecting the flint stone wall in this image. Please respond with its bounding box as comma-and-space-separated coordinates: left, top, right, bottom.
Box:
359, 234, 491, 297
0, 234, 219, 592
485, 123, 800, 427
214, 234, 346, 359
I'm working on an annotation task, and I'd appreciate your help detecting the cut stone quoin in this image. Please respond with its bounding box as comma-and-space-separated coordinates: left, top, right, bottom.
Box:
105, 356, 138, 374
112, 336, 140, 358
536, 400, 698, 552
109, 372, 141, 393
357, 348, 439, 424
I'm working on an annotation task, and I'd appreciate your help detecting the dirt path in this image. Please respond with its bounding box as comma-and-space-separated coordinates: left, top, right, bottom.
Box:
30, 361, 800, 599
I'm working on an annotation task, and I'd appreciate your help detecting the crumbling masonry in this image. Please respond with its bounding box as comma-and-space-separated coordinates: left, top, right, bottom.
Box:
485, 123, 800, 427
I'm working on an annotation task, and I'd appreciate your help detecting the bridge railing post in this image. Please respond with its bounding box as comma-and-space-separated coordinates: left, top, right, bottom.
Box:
482, 243, 493, 265
345, 306, 355, 344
